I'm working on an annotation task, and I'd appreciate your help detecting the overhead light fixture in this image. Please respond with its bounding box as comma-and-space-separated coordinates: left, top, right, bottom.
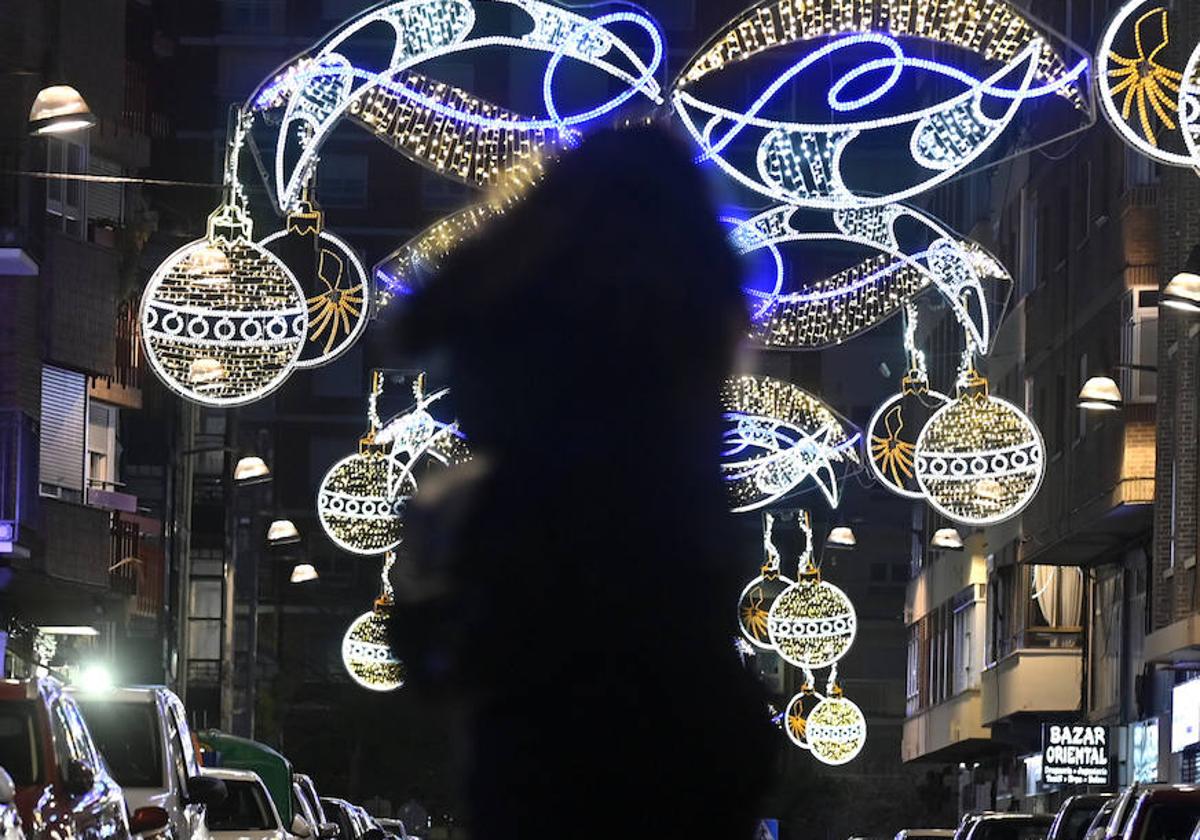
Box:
28, 85, 97, 135
931, 528, 964, 551
1077, 376, 1123, 412
233, 456, 271, 484
267, 519, 300, 546
1164, 245, 1200, 313
289, 563, 319, 584
38, 625, 100, 637
826, 526, 857, 548
75, 662, 114, 693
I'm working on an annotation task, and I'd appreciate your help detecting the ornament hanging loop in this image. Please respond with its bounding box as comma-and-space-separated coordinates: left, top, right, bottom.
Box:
361, 370, 385, 450
206, 106, 255, 244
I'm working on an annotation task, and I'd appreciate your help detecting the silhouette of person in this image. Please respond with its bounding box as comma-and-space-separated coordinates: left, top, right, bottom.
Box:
391, 125, 776, 840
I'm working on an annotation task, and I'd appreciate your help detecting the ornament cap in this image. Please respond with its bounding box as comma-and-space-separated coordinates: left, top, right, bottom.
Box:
829, 683, 844, 699
958, 367, 989, 398
901, 369, 929, 394
205, 202, 253, 245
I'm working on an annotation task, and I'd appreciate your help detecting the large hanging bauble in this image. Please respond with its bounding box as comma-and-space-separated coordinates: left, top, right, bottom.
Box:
260, 222, 370, 369
317, 451, 411, 555
767, 572, 857, 669
867, 379, 950, 499
783, 687, 819, 749
806, 693, 867, 766
342, 607, 404, 692
140, 236, 307, 406
914, 382, 1045, 526
737, 569, 794, 650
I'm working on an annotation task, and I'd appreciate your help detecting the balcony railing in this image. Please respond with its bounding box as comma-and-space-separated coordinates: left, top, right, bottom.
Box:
108, 512, 165, 618
109, 513, 140, 595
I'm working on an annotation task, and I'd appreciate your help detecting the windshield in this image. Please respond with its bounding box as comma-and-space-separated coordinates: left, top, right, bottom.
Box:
1057, 805, 1105, 840
1134, 800, 1200, 840
0, 702, 41, 785
76, 700, 163, 788
207, 779, 276, 831
974, 821, 1049, 840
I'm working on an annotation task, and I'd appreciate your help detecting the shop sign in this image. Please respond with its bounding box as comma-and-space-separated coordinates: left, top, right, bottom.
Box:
1042, 724, 1110, 785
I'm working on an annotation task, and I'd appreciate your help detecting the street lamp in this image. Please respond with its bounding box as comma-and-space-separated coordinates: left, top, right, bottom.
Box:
1163, 245, 1200, 313
28, 84, 96, 135
826, 526, 857, 548
266, 519, 301, 546
931, 527, 964, 551
1078, 376, 1123, 412
289, 563, 318, 584
233, 456, 271, 485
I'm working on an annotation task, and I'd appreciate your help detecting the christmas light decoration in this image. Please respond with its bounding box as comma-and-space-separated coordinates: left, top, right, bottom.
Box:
720, 375, 860, 513
342, 605, 405, 691
730, 204, 1009, 352
246, 0, 664, 210
783, 685, 819, 749
318, 372, 470, 555
1175, 39, 1200, 169
767, 565, 857, 671
806, 688, 867, 766
672, 0, 1091, 211
1098, 1, 1193, 168
259, 190, 371, 369
867, 304, 950, 499
140, 110, 307, 406
914, 349, 1045, 527
737, 513, 794, 650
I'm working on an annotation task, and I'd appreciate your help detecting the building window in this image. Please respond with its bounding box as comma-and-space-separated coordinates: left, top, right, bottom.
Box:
46, 137, 87, 238
318, 154, 368, 208
38, 366, 87, 502
86, 402, 119, 493
1123, 289, 1158, 402
1125, 146, 1159, 190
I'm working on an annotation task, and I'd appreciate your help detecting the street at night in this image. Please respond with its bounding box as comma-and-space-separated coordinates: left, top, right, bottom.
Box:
4, 1, 1200, 839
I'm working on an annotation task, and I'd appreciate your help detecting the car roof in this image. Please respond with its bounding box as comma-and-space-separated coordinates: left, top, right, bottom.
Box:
975, 814, 1053, 823
68, 686, 161, 704
0, 677, 58, 701
204, 767, 265, 783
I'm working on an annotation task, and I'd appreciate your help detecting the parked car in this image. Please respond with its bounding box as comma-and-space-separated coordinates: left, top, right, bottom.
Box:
201, 769, 291, 840
320, 799, 361, 840
1112, 784, 1200, 840
1049, 794, 1115, 840
72, 686, 225, 840
956, 813, 1053, 840
198, 733, 295, 829
895, 831, 955, 840
375, 818, 409, 840
0, 768, 26, 840
290, 780, 337, 840
1082, 798, 1118, 840
293, 775, 336, 839
0, 677, 163, 840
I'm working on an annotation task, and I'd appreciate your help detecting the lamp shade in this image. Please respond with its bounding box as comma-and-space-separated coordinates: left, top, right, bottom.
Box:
267, 519, 300, 545
28, 85, 96, 135
931, 527, 964, 551
1164, 273, 1200, 313
289, 563, 319, 583
1077, 376, 1123, 411
826, 526, 857, 548
233, 456, 270, 483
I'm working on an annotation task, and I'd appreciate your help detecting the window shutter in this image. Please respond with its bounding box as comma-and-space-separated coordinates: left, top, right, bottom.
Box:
88, 156, 124, 223
39, 366, 86, 494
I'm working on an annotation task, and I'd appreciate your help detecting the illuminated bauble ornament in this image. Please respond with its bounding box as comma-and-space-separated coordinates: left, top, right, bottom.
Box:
317, 449, 411, 556
140, 205, 307, 406
806, 690, 867, 766
767, 568, 857, 670
260, 202, 370, 369
783, 687, 820, 749
914, 371, 1045, 526
342, 605, 404, 692
868, 373, 950, 499
738, 568, 794, 650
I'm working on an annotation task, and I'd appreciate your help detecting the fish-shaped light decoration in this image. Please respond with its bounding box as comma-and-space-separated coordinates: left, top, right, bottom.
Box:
672, 0, 1091, 210
721, 375, 860, 513
245, 0, 664, 211
728, 203, 1012, 353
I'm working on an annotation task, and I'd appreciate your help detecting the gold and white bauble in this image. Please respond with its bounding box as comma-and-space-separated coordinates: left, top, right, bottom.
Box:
317, 450, 413, 555
767, 570, 857, 670
806, 690, 867, 766
341, 606, 404, 692
737, 567, 794, 650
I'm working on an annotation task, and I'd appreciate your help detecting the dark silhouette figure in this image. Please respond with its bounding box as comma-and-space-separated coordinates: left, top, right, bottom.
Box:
392, 126, 775, 840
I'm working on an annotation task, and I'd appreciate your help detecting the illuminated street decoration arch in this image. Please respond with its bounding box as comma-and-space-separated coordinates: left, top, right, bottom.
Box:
672, 0, 1091, 210
139, 111, 307, 406
720, 375, 860, 513
318, 372, 471, 555
259, 190, 372, 368
737, 513, 795, 650
246, 0, 665, 211
914, 348, 1046, 527
867, 304, 950, 499
1098, 1, 1193, 168
729, 204, 1010, 352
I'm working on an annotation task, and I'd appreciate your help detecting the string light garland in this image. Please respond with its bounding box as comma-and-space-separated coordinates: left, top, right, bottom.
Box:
914, 348, 1045, 526
246, 0, 664, 211
737, 513, 795, 650
867, 304, 950, 499
140, 110, 307, 406
730, 204, 1009, 352
1098, 1, 1193, 168
259, 189, 372, 369
720, 375, 860, 513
